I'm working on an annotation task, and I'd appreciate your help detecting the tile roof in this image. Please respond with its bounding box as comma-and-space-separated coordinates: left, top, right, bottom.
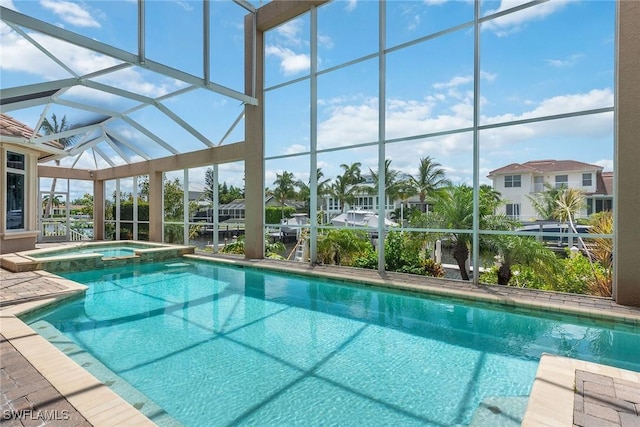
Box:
595, 171, 613, 195
488, 159, 603, 176
0, 114, 63, 150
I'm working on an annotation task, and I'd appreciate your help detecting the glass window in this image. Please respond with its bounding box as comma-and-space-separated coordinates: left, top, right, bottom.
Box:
506, 203, 520, 219
6, 151, 26, 230
7, 152, 24, 170
555, 175, 568, 189
504, 175, 521, 188
582, 173, 592, 187
534, 176, 544, 192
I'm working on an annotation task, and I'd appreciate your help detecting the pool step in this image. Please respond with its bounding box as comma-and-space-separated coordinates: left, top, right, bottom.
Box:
469, 396, 529, 427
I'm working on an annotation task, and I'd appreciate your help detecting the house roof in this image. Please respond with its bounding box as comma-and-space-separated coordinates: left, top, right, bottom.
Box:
595, 171, 614, 195
488, 159, 604, 176
0, 113, 63, 151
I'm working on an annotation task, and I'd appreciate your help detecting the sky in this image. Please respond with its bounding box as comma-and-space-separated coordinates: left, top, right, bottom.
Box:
1, 0, 616, 200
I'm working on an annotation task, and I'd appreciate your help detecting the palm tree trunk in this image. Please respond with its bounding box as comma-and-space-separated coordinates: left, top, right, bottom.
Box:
497, 264, 512, 286
45, 160, 60, 218
452, 238, 470, 280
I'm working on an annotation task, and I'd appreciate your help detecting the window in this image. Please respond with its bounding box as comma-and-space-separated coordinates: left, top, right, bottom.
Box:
533, 176, 544, 192
504, 175, 521, 188
6, 151, 26, 230
506, 203, 520, 219
582, 173, 592, 187
555, 175, 568, 189
354, 196, 373, 210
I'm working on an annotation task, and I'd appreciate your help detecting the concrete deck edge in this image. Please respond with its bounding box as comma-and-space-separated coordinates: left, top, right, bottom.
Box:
522, 353, 640, 426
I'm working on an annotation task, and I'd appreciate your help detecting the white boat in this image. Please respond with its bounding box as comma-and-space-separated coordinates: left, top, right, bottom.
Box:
330, 210, 399, 228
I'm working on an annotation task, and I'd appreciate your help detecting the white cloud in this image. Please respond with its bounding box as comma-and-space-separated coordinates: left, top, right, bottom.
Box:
40, 0, 101, 28
407, 14, 421, 32
345, 0, 357, 12
545, 53, 584, 68
265, 45, 310, 76
313, 87, 613, 182
483, 0, 572, 37
432, 71, 497, 90
274, 20, 304, 47
433, 75, 473, 90
175, 1, 193, 12
318, 34, 334, 49
0, 0, 17, 10
424, 0, 448, 5
594, 159, 613, 171
282, 144, 308, 155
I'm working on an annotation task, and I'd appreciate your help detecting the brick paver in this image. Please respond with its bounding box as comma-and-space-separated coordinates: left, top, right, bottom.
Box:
1, 334, 91, 427
574, 370, 640, 427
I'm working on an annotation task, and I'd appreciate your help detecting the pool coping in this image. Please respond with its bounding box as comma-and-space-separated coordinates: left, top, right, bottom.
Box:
0, 272, 156, 427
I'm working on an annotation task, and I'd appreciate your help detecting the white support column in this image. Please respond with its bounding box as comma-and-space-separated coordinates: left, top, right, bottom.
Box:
377, 0, 386, 273
309, 5, 318, 264
213, 164, 219, 253
133, 176, 139, 240
184, 169, 189, 245
115, 179, 121, 240
471, 0, 481, 284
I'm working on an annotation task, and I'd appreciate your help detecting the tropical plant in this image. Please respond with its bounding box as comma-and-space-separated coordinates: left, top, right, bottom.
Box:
394, 180, 417, 225
273, 171, 296, 222
39, 114, 79, 218
527, 183, 564, 220
316, 229, 372, 266
409, 156, 450, 212
340, 162, 365, 185
220, 234, 286, 259
368, 159, 401, 201
328, 174, 360, 213
486, 235, 559, 286
586, 211, 613, 296
296, 168, 331, 213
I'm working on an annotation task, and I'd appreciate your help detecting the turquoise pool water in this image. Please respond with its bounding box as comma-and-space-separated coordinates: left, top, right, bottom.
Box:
80, 247, 136, 258
23, 260, 640, 426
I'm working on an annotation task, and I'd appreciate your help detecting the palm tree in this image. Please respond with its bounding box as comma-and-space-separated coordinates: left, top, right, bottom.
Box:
328, 174, 359, 213
431, 184, 510, 280
296, 168, 331, 200
39, 114, 79, 218
432, 185, 474, 280
368, 159, 401, 203
409, 156, 450, 212
527, 183, 564, 220
489, 236, 559, 286
553, 188, 597, 267
394, 180, 417, 226
273, 171, 296, 222
339, 162, 365, 185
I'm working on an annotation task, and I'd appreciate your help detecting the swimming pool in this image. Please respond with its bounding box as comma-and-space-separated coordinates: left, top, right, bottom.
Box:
22, 259, 640, 426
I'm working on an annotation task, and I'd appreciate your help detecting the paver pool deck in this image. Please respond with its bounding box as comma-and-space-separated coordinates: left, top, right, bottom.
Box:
1, 248, 639, 426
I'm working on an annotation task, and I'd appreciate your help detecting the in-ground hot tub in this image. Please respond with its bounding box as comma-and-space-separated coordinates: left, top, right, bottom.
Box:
1, 241, 194, 273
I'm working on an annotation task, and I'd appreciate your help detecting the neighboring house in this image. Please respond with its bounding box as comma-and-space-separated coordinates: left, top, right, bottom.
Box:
487, 160, 613, 221
194, 196, 307, 222
323, 173, 399, 219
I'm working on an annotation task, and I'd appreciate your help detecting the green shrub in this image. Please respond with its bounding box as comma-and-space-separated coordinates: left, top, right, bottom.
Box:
317, 229, 372, 266
265, 206, 296, 224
